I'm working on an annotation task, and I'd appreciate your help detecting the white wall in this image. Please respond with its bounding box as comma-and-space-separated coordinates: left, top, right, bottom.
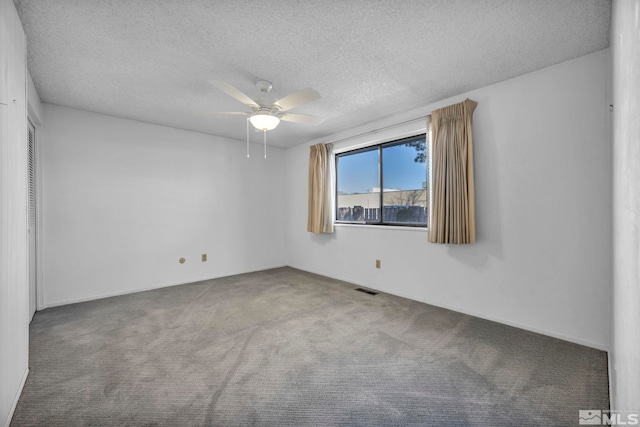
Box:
610, 0, 640, 413
41, 104, 286, 307
0, 0, 29, 425
27, 71, 42, 125
286, 49, 611, 350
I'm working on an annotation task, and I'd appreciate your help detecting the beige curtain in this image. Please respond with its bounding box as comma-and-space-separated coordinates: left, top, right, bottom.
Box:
429, 98, 477, 244
307, 143, 335, 234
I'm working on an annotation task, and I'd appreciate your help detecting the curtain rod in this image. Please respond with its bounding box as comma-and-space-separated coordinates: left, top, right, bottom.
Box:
326, 115, 428, 147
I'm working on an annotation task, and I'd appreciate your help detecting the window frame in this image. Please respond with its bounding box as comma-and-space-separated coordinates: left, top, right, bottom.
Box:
335, 133, 428, 228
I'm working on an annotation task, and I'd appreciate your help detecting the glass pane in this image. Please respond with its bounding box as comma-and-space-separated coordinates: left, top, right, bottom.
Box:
382, 138, 427, 224
336, 148, 380, 222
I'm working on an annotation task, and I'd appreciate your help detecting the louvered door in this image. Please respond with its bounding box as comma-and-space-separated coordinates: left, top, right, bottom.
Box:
28, 120, 36, 321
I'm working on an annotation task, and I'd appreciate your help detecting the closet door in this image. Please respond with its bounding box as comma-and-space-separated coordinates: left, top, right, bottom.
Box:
28, 120, 36, 321
0, 0, 29, 424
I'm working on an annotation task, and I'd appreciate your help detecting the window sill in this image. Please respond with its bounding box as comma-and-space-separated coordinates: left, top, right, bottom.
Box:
334, 223, 428, 232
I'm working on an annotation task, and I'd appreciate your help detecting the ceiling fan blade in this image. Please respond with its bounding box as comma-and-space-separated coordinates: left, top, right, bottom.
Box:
273, 88, 320, 112
279, 112, 324, 125
205, 111, 251, 116
208, 81, 259, 109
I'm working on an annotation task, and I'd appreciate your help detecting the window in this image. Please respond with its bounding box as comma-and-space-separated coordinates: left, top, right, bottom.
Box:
336, 134, 428, 227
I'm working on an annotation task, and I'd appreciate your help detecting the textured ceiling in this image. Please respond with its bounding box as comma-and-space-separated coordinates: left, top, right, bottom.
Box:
14, 0, 611, 148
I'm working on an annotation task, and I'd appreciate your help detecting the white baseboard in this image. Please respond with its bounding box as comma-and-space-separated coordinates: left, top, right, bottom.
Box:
288, 264, 610, 352
39, 264, 287, 310
36, 262, 609, 352
4, 368, 28, 427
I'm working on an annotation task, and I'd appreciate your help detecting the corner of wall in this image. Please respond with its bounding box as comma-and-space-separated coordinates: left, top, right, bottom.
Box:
27, 71, 42, 126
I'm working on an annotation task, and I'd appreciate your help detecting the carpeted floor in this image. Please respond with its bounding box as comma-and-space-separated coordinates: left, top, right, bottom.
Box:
11, 267, 609, 426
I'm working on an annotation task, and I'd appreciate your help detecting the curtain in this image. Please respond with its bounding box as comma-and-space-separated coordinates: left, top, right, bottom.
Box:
307, 143, 335, 234
429, 98, 477, 244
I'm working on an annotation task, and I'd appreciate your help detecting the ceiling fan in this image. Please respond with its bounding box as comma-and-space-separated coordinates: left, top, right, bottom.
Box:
208, 80, 323, 158
209, 80, 324, 130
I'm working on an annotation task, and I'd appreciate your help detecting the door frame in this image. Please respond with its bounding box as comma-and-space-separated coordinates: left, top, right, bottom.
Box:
27, 118, 36, 321
26, 103, 45, 312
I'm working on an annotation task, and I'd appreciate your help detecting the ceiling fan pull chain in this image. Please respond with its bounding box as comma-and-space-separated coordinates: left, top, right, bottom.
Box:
246, 118, 250, 158
263, 130, 267, 159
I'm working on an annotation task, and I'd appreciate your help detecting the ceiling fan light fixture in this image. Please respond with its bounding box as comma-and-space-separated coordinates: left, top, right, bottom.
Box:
249, 113, 280, 131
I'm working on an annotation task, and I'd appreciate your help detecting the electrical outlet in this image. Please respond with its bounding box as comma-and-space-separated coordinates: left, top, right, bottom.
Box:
375, 259, 381, 269
202, 253, 207, 262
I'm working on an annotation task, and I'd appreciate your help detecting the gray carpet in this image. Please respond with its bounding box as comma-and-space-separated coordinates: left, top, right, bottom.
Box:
11, 267, 609, 426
